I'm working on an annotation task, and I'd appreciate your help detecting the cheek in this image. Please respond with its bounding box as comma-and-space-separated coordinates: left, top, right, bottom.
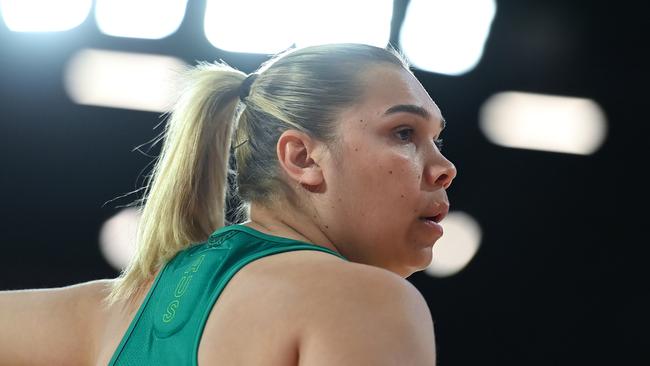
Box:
381, 154, 422, 205
343, 145, 422, 211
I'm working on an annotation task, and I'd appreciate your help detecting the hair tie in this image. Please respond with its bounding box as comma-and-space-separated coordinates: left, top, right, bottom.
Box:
239, 73, 258, 101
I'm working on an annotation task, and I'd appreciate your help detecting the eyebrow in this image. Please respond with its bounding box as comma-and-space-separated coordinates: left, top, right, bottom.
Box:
383, 104, 446, 130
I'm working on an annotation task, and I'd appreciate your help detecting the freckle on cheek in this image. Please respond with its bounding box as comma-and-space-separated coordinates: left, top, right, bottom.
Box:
389, 170, 393, 174
400, 194, 404, 198
325, 225, 329, 229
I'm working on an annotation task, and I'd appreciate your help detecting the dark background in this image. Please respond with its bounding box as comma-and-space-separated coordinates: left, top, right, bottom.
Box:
1, 0, 647, 365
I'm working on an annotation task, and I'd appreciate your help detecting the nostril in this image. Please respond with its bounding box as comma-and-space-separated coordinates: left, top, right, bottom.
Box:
424, 163, 456, 190
436, 173, 450, 186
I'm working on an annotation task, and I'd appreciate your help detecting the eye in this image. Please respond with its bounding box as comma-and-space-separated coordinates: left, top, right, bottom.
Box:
434, 138, 444, 151
394, 127, 414, 142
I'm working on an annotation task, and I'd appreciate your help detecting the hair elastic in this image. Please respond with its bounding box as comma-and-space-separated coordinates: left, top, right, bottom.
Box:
239, 73, 258, 101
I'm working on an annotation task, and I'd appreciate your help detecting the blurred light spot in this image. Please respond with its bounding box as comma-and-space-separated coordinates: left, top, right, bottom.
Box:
99, 208, 141, 271
95, 0, 188, 39
0, 0, 91, 32
400, 0, 496, 76
63, 49, 187, 112
479, 91, 608, 155
204, 0, 294, 54
293, 0, 392, 48
425, 211, 481, 277
204, 0, 391, 54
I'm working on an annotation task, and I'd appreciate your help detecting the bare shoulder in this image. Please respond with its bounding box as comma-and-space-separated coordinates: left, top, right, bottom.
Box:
307, 259, 426, 300
56, 279, 117, 325
247, 251, 432, 327
0, 278, 117, 366
197, 250, 435, 365
293, 258, 437, 366
66, 278, 115, 306
51, 279, 118, 343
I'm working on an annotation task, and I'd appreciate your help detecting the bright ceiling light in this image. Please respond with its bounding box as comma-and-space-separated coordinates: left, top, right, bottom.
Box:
400, 0, 496, 75
479, 91, 608, 155
425, 211, 482, 277
204, 0, 295, 54
63, 49, 187, 112
95, 0, 188, 39
204, 0, 392, 54
293, 0, 392, 48
0, 0, 91, 32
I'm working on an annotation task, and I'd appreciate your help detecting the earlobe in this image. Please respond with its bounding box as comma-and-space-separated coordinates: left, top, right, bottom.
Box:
277, 130, 325, 189
299, 165, 324, 187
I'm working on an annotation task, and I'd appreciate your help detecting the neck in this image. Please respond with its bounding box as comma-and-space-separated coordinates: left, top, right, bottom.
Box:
242, 201, 341, 255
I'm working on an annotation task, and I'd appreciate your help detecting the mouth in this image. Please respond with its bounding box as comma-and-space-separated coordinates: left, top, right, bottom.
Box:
418, 204, 448, 224
419, 213, 445, 224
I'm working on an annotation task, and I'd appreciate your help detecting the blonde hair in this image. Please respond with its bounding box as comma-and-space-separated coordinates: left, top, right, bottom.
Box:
107, 43, 410, 306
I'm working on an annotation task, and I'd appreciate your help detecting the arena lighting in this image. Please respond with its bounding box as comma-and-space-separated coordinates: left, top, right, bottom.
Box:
479, 92, 608, 155
99, 208, 141, 271
204, 0, 392, 54
63, 49, 187, 112
95, 0, 188, 39
204, 0, 295, 54
399, 0, 496, 76
425, 211, 482, 278
291, 0, 392, 48
0, 0, 91, 32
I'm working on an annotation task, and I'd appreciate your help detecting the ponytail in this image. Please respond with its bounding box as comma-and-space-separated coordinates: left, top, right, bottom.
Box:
106, 62, 246, 306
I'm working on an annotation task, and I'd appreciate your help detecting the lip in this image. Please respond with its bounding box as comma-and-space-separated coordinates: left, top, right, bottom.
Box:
420, 203, 449, 224
419, 217, 444, 236
418, 202, 449, 236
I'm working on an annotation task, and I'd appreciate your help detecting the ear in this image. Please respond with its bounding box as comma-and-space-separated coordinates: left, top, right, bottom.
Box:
276, 129, 325, 189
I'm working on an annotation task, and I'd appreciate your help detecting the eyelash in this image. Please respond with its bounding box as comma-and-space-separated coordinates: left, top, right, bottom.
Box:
435, 138, 444, 150
394, 128, 444, 151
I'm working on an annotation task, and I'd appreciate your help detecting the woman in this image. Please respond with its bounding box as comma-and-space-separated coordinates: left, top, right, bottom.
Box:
0, 43, 456, 365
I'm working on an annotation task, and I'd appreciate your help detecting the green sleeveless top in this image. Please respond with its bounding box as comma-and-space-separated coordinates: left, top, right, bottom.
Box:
108, 224, 348, 365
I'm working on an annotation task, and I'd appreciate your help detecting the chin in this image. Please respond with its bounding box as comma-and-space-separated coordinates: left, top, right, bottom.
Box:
413, 246, 434, 270
393, 248, 434, 278
398, 266, 424, 279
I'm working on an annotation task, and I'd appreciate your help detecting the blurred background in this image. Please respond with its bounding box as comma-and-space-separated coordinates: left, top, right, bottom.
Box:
0, 0, 646, 364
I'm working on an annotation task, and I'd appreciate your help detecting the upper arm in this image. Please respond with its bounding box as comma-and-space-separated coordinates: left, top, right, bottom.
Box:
0, 279, 113, 366
298, 266, 436, 366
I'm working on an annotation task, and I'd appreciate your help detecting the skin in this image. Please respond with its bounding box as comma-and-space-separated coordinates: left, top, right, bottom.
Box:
246, 64, 457, 278
0, 63, 450, 366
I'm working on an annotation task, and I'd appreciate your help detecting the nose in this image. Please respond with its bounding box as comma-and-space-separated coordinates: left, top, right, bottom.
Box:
423, 156, 457, 190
